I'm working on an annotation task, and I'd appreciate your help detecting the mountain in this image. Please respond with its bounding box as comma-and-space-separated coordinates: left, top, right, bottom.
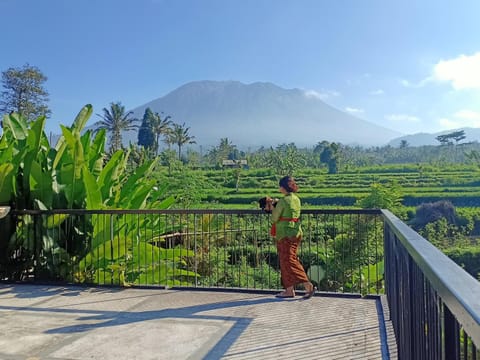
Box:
388, 128, 480, 147
126, 80, 401, 148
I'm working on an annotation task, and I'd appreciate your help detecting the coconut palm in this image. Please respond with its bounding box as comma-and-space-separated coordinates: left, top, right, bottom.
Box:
95, 102, 138, 152
169, 122, 196, 160
151, 111, 172, 155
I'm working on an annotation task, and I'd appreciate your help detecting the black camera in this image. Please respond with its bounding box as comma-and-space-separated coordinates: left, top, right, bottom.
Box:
258, 196, 278, 213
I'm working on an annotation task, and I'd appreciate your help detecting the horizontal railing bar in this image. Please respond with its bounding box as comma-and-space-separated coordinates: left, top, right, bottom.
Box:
12, 209, 382, 215
382, 209, 480, 347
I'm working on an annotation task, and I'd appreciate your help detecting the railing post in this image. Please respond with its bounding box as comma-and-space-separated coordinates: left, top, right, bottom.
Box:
444, 305, 460, 360
33, 213, 39, 281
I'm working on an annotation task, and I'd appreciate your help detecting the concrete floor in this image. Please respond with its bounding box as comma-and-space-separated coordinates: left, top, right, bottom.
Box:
0, 284, 396, 360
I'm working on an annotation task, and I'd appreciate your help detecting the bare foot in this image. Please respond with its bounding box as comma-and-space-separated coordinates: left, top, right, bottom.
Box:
303, 282, 316, 299
275, 290, 295, 298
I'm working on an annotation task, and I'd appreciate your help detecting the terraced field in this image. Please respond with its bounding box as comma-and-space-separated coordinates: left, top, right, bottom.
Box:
193, 166, 480, 208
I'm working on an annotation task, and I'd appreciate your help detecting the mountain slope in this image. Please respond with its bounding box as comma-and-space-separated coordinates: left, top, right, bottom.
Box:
128, 80, 401, 147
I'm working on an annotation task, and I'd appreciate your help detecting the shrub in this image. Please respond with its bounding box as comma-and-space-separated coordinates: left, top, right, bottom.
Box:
444, 246, 480, 279
411, 200, 458, 231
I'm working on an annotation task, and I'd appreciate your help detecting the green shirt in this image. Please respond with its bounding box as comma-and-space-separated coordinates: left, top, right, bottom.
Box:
272, 193, 302, 241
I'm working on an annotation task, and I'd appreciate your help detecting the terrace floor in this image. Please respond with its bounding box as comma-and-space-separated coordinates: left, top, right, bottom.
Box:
0, 284, 396, 360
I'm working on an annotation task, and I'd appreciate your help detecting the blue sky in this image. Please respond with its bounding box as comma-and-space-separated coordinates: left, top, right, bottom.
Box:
2, 0, 480, 137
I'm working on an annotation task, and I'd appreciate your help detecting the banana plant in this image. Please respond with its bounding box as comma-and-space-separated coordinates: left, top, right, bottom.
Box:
0, 106, 193, 285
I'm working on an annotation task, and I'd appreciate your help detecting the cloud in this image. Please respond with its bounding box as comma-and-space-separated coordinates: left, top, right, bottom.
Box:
370, 89, 384, 95
437, 110, 480, 130
399, 78, 432, 88
304, 89, 340, 100
432, 52, 480, 90
345, 107, 364, 114
385, 114, 420, 123
438, 118, 460, 130
453, 109, 480, 121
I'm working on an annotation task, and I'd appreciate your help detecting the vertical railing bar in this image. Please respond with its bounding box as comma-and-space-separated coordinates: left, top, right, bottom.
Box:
235, 212, 239, 288
332, 213, 337, 291
156, 212, 161, 287
357, 213, 362, 294
321, 213, 327, 291
223, 212, 227, 288
165, 213, 170, 287
373, 214, 377, 294
445, 304, 460, 360
209, 214, 213, 287
150, 213, 154, 286
110, 213, 115, 286
244, 214, 248, 289
193, 213, 197, 288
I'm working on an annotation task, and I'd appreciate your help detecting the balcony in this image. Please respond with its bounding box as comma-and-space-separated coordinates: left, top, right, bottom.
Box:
1, 209, 479, 359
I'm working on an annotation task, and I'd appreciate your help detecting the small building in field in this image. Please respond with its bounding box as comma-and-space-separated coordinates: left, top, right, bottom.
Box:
222, 159, 248, 168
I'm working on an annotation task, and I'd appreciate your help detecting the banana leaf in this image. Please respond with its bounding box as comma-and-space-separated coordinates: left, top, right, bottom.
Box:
77, 239, 129, 272
119, 160, 155, 203
83, 165, 103, 210
97, 150, 124, 201
85, 129, 106, 177
29, 160, 53, 208
2, 113, 28, 140
0, 163, 14, 203
54, 104, 92, 155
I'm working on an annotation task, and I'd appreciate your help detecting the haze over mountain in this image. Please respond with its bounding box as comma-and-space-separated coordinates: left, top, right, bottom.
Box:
128, 80, 401, 148
388, 128, 480, 147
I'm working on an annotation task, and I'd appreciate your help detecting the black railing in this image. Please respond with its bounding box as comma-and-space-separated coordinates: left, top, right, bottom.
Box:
3, 209, 383, 295
383, 210, 480, 359
3, 208, 480, 359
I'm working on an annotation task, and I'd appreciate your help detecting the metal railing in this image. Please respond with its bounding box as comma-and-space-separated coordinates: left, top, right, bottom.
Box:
3, 209, 383, 295
383, 209, 480, 359
3, 208, 480, 358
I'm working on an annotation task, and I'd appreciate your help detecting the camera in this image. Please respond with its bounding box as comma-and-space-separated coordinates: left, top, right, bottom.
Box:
258, 196, 278, 213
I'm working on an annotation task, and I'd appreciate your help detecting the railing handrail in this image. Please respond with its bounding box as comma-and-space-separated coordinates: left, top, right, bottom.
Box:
382, 209, 480, 346
12, 208, 382, 215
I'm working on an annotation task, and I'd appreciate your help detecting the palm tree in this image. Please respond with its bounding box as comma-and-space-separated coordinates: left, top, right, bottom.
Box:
218, 137, 237, 159
169, 122, 196, 160
95, 102, 138, 152
150, 112, 172, 155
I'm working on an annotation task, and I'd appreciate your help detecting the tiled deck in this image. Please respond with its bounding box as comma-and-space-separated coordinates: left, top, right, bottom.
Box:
0, 284, 396, 360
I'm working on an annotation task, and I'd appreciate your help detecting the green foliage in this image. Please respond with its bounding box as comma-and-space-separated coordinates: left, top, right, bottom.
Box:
319, 141, 339, 174
137, 108, 155, 150
157, 169, 212, 209
159, 149, 184, 175
418, 218, 470, 249
265, 143, 306, 176
207, 138, 241, 167
199, 247, 281, 289
0, 64, 50, 121
444, 246, 480, 279
149, 109, 172, 155
356, 181, 403, 210
436, 130, 466, 146
94, 101, 139, 152
167, 122, 196, 160
0, 108, 179, 283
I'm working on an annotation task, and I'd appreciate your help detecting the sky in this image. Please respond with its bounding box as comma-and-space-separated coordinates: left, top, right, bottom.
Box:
1, 0, 480, 137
